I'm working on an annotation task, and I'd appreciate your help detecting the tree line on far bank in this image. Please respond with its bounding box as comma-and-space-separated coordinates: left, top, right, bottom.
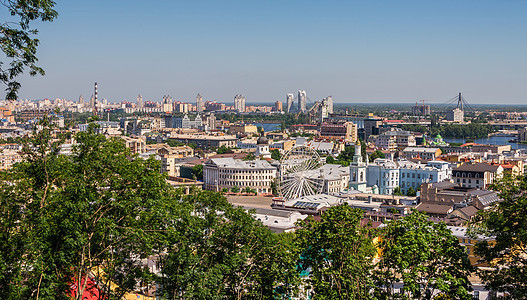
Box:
0, 119, 525, 299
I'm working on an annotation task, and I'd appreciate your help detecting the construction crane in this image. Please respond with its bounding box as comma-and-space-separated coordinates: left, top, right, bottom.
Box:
412, 99, 432, 116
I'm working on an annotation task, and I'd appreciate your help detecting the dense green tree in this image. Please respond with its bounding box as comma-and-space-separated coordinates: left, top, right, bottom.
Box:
337, 145, 355, 162
361, 140, 367, 162
231, 186, 240, 193
157, 190, 300, 299
469, 174, 527, 298
392, 187, 404, 196
271, 148, 281, 160
1, 0, 58, 99
406, 186, 417, 197
165, 139, 185, 147
243, 153, 256, 161
325, 155, 336, 164
296, 204, 377, 299
192, 164, 204, 180
270, 179, 278, 195
374, 212, 473, 300
0, 120, 174, 299
216, 145, 233, 154
369, 150, 386, 162
0, 119, 302, 299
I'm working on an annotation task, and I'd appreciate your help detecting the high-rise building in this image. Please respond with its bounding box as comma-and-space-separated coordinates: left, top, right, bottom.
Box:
412, 103, 431, 115
234, 94, 246, 113
162, 95, 173, 113
298, 90, 307, 113
274, 101, 283, 112
137, 94, 143, 108
286, 93, 294, 113
446, 108, 464, 122
326, 96, 333, 114
89, 95, 95, 109
78, 95, 84, 105
196, 93, 204, 113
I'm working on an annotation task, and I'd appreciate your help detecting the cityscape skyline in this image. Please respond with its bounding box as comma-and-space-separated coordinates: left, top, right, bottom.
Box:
4, 0, 527, 104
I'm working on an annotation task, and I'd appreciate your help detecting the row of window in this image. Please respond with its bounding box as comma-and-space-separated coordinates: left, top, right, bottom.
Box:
219, 175, 274, 180
220, 169, 274, 174
455, 172, 482, 178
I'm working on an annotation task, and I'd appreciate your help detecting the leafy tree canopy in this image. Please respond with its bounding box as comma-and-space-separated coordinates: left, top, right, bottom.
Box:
296, 204, 377, 299
375, 211, 473, 300
470, 174, 527, 298
1, 0, 58, 99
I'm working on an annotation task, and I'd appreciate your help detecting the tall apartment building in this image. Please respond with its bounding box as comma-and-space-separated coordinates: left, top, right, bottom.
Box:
519, 127, 527, 142
273, 101, 283, 112
286, 93, 294, 113
298, 90, 307, 113
137, 94, 143, 108
446, 108, 464, 122
412, 104, 430, 115
205, 101, 226, 111
324, 96, 333, 114
364, 118, 382, 139
162, 95, 173, 113
234, 94, 246, 113
196, 93, 204, 113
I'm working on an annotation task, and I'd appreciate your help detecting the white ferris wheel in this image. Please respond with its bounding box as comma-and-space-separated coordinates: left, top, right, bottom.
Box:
278, 145, 324, 200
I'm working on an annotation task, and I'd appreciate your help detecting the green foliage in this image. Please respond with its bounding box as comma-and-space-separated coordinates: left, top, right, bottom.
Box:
243, 187, 256, 194
1, 0, 58, 99
270, 179, 278, 195
406, 186, 417, 197
221, 187, 228, 193
0, 136, 25, 144
271, 148, 281, 160
369, 150, 385, 162
470, 174, 527, 298
216, 145, 233, 154
157, 190, 300, 299
192, 164, 203, 180
243, 153, 256, 161
392, 187, 404, 196
449, 142, 463, 147
401, 123, 495, 139
325, 155, 335, 164
0, 119, 301, 299
337, 145, 355, 161
361, 140, 367, 162
374, 211, 474, 300
231, 186, 240, 193
0, 119, 174, 299
165, 139, 186, 147
296, 204, 377, 299
401, 124, 428, 134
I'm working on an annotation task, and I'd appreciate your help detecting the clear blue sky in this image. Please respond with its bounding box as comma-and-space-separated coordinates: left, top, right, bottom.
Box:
6, 0, 527, 104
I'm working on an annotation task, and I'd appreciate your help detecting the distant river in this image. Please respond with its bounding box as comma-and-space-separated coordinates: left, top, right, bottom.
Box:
250, 123, 281, 132
443, 136, 527, 150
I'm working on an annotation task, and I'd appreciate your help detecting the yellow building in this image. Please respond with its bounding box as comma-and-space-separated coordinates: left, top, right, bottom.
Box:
228, 124, 258, 135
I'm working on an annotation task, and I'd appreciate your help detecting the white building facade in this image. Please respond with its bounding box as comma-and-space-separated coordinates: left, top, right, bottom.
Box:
203, 158, 276, 194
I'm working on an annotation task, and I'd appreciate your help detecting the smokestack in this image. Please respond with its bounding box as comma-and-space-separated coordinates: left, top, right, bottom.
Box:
94, 82, 98, 116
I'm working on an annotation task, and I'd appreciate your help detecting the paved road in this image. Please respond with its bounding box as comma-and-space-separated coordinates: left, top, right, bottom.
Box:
226, 195, 274, 209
